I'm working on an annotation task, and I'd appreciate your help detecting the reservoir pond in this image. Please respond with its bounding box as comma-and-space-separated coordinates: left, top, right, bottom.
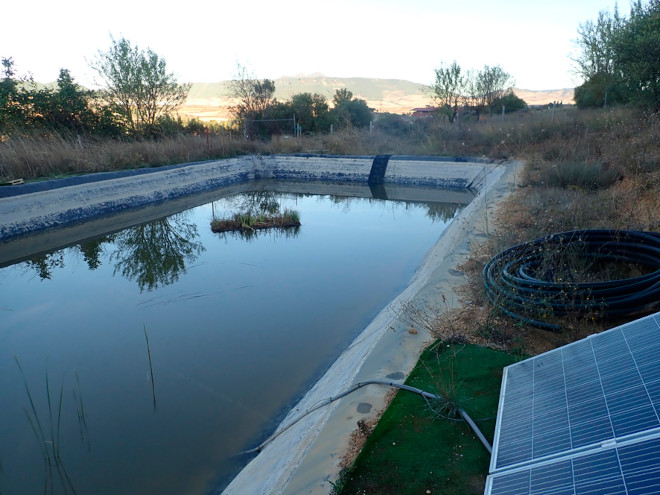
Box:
0, 187, 466, 494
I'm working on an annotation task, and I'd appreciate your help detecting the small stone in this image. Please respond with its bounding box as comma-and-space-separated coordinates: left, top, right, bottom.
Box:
408, 328, 418, 335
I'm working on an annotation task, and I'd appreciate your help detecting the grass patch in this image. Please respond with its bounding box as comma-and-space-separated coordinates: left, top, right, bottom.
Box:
211, 208, 300, 233
335, 343, 520, 495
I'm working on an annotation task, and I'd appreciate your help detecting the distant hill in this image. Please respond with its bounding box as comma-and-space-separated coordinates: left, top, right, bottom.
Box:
513, 87, 575, 106
184, 76, 576, 121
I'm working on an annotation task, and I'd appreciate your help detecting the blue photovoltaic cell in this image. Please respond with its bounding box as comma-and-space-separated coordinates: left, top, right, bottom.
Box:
487, 312, 660, 495
488, 435, 660, 495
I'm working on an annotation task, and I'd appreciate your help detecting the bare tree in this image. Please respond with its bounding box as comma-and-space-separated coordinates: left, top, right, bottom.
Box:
228, 63, 276, 125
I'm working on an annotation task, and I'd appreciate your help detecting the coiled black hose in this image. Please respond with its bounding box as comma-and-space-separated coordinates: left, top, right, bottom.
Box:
482, 230, 660, 331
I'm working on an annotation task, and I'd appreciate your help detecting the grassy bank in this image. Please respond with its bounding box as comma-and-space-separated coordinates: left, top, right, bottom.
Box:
329, 107, 658, 492
334, 343, 520, 494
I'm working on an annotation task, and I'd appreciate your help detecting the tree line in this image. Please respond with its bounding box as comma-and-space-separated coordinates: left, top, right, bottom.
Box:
0, 38, 373, 141
229, 65, 373, 138
573, 0, 659, 109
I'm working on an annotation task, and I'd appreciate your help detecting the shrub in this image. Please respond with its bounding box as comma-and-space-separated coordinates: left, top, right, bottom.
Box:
542, 160, 621, 190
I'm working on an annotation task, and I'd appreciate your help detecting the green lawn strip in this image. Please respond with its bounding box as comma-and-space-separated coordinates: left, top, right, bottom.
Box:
336, 342, 520, 495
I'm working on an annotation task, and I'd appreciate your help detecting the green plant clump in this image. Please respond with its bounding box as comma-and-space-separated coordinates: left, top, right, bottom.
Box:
210, 208, 300, 233
335, 343, 519, 495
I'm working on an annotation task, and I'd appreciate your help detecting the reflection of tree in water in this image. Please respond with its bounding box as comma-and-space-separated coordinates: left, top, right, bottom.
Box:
214, 191, 301, 242
24, 251, 65, 280
223, 190, 281, 216
221, 225, 300, 242
425, 202, 461, 222
110, 214, 204, 292
22, 214, 204, 290
79, 237, 108, 271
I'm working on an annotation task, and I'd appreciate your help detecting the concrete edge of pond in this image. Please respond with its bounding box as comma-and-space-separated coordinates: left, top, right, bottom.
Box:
222, 160, 523, 495
0, 155, 495, 240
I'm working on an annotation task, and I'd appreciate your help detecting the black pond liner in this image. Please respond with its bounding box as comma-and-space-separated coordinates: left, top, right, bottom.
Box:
482, 230, 660, 331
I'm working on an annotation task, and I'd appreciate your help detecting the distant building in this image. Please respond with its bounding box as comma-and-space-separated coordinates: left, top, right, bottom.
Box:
410, 106, 436, 117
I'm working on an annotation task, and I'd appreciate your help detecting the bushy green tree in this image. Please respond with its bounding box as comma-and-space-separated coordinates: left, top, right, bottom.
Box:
573, 0, 660, 109
332, 88, 353, 108
32, 69, 100, 134
290, 92, 331, 133
488, 90, 527, 114
330, 89, 372, 128
612, 0, 660, 107
0, 57, 26, 133
90, 36, 191, 137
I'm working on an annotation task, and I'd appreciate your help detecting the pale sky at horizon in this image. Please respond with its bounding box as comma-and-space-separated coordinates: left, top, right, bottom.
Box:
2, 0, 628, 91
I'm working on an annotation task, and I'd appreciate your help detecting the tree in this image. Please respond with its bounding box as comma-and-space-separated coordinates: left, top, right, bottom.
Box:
432, 62, 513, 120
90, 36, 191, 137
330, 89, 372, 128
431, 61, 464, 121
473, 65, 514, 117
290, 92, 330, 133
489, 90, 527, 114
34, 69, 99, 134
228, 64, 276, 125
573, 0, 660, 109
573, 8, 624, 80
332, 88, 353, 108
0, 57, 25, 133
612, 0, 660, 108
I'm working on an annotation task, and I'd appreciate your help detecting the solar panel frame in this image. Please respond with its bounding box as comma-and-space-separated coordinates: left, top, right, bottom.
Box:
487, 312, 660, 495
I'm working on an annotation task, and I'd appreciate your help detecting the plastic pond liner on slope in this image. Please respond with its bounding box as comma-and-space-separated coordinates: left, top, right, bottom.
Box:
0, 187, 467, 495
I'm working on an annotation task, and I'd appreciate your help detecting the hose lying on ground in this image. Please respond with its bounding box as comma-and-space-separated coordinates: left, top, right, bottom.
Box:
482, 230, 660, 331
241, 380, 492, 455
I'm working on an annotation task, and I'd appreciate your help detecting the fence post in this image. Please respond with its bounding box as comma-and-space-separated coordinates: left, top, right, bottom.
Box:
551, 101, 556, 125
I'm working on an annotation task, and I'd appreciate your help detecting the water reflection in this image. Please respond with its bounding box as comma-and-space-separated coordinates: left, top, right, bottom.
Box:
110, 216, 204, 292
22, 213, 205, 292
17, 193, 460, 289
212, 191, 302, 242
24, 251, 65, 280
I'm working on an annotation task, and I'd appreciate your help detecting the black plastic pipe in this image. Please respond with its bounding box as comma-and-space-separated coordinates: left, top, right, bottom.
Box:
482, 230, 660, 330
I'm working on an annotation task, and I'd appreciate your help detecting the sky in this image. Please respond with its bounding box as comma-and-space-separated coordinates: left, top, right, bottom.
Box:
1, 0, 626, 91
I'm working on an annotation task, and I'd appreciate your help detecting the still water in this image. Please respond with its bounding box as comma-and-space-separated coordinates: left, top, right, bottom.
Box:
0, 189, 463, 494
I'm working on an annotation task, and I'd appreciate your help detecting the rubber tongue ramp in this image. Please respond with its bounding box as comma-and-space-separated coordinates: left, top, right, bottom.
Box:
368, 155, 392, 185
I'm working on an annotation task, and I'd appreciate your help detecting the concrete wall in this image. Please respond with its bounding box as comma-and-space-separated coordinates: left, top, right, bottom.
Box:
0, 155, 493, 240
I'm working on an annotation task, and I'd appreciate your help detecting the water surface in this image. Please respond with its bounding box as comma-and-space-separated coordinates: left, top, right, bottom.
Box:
0, 189, 464, 494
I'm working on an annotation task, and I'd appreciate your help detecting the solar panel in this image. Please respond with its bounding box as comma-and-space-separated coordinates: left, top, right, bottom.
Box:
486, 312, 660, 495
